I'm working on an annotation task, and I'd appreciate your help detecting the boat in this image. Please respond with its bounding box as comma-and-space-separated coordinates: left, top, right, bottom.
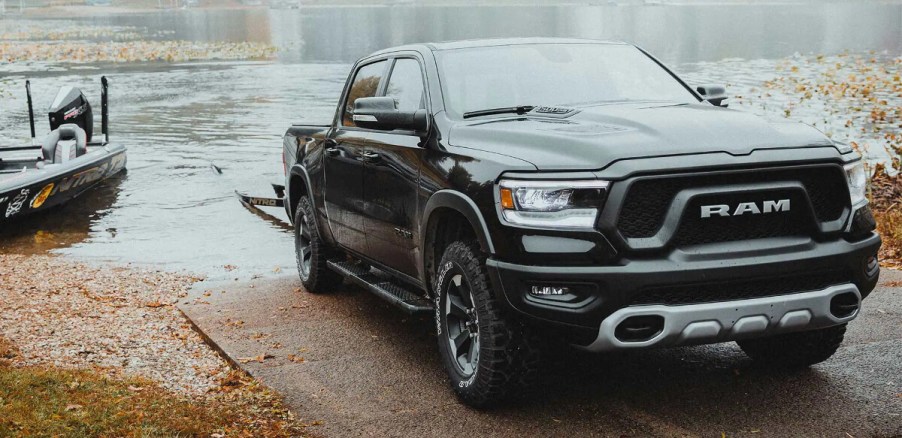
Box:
0, 77, 126, 224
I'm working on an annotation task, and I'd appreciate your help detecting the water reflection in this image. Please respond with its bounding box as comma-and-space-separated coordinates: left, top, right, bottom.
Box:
0, 173, 125, 254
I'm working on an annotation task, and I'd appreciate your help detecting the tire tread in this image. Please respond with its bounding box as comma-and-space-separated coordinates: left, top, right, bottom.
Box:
437, 240, 541, 408
295, 196, 343, 293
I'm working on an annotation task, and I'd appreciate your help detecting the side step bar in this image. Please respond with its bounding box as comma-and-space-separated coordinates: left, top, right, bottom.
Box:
327, 260, 433, 314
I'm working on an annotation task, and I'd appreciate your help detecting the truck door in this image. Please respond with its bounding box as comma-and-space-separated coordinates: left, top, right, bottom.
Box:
360, 57, 426, 277
323, 59, 388, 255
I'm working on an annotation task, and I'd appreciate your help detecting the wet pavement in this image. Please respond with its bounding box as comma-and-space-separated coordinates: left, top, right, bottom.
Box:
179, 270, 902, 437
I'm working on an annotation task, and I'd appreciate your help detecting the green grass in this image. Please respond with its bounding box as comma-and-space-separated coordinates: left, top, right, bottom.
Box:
0, 366, 225, 437
0, 337, 303, 438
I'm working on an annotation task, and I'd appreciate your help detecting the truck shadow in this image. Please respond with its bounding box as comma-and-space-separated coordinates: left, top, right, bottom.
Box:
335, 283, 873, 435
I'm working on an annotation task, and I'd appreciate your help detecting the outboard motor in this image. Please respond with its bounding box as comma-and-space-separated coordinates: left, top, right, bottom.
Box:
48, 86, 93, 142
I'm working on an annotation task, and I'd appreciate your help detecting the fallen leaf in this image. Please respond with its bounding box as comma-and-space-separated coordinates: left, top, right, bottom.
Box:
237, 353, 274, 364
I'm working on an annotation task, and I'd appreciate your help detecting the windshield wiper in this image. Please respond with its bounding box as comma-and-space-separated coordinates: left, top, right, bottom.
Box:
462, 105, 535, 119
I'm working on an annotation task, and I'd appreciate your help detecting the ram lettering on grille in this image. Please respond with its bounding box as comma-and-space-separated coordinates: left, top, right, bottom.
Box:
700, 199, 790, 218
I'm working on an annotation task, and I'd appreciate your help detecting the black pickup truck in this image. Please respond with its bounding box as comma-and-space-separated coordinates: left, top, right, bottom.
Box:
281, 38, 881, 407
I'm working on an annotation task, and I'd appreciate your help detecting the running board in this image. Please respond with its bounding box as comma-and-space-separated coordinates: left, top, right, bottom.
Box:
327, 260, 433, 314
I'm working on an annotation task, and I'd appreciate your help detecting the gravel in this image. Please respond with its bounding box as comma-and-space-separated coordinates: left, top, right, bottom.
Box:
0, 254, 231, 396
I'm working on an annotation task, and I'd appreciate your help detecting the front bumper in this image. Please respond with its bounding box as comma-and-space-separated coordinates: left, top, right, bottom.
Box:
579, 283, 859, 352
486, 233, 881, 347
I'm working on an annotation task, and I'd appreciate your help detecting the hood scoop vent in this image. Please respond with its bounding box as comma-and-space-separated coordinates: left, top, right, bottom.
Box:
531, 106, 578, 118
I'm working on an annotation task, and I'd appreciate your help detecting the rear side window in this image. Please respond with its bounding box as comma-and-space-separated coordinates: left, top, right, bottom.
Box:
385, 58, 426, 113
343, 60, 387, 127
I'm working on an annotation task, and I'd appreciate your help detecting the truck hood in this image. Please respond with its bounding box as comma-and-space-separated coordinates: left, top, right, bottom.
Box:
447, 102, 836, 170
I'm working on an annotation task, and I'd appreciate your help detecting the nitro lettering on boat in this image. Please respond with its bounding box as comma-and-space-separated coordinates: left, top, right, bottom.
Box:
50, 153, 126, 197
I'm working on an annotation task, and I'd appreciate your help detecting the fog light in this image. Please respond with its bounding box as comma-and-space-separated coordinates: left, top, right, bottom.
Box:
865, 255, 879, 277
530, 285, 569, 296
867, 256, 878, 270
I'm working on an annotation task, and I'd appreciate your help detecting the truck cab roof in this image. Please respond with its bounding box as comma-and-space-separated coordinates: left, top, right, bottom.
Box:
365, 37, 628, 58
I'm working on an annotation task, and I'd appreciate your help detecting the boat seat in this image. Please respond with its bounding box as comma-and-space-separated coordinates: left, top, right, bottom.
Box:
42, 124, 87, 164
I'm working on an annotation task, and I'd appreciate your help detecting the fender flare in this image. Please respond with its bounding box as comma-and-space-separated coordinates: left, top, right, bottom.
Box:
287, 165, 314, 222
421, 190, 496, 256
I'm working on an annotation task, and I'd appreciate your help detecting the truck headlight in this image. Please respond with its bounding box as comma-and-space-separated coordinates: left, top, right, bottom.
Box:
498, 179, 608, 229
844, 161, 867, 206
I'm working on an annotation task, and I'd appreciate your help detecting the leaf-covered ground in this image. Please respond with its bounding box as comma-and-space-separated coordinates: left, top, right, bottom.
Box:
0, 256, 312, 437
0, 18, 277, 63
871, 169, 902, 268
0, 40, 277, 63
0, 348, 306, 437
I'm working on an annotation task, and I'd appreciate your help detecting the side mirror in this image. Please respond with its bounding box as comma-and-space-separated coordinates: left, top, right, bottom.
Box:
696, 84, 728, 108
352, 96, 428, 132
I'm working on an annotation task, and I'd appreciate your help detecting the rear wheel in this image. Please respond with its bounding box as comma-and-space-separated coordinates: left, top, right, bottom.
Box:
737, 324, 847, 368
294, 196, 342, 293
434, 241, 541, 408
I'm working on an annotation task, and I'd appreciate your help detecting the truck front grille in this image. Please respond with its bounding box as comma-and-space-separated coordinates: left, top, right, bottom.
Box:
670, 190, 814, 247
630, 270, 852, 306
616, 166, 849, 244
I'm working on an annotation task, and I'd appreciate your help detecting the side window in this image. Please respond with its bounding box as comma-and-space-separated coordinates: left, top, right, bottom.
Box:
343, 60, 387, 127
385, 58, 425, 113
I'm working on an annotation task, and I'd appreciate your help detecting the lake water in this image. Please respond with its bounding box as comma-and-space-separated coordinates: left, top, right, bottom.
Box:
1, 2, 900, 278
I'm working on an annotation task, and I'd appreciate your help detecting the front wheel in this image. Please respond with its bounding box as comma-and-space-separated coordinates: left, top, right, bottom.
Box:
434, 241, 541, 408
294, 196, 342, 293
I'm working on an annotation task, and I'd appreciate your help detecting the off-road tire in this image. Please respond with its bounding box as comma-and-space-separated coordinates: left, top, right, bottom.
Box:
294, 196, 342, 293
737, 324, 847, 368
434, 240, 541, 408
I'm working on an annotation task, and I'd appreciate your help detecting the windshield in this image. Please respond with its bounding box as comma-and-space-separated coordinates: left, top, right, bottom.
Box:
435, 43, 698, 118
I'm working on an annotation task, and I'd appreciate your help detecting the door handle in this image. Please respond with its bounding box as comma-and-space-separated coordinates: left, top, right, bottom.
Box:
325, 147, 339, 157
360, 151, 381, 162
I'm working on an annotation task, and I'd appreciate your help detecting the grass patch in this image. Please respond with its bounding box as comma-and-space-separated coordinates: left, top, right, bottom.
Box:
0, 337, 306, 437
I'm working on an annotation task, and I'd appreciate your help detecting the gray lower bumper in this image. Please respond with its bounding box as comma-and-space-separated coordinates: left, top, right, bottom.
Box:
579, 284, 861, 352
